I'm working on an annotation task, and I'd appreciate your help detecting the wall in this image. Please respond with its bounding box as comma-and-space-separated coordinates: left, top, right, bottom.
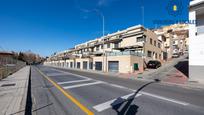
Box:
120, 36, 138, 47
189, 3, 204, 83
75, 58, 93, 69
144, 30, 162, 61
93, 55, 143, 73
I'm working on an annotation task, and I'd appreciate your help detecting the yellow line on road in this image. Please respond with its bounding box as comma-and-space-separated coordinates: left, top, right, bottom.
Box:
35, 67, 94, 115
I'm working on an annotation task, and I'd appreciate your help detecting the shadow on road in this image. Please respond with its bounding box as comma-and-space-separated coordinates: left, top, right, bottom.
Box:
111, 79, 160, 115
174, 60, 189, 78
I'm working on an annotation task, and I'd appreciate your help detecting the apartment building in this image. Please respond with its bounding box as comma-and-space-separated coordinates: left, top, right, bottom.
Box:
154, 29, 173, 60
44, 25, 162, 73
189, 0, 204, 83
154, 24, 188, 60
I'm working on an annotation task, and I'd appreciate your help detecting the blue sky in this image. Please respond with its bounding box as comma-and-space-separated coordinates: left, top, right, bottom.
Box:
0, 0, 190, 57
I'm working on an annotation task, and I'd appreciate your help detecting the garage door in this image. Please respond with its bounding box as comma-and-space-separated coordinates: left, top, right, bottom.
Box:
95, 62, 102, 71
108, 61, 119, 72
77, 62, 80, 69
83, 61, 88, 70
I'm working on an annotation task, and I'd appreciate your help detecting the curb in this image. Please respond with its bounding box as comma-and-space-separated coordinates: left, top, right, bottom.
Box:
25, 66, 32, 115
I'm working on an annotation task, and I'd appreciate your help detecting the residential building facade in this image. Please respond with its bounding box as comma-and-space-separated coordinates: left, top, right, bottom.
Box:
154, 24, 188, 61
189, 0, 204, 83
44, 25, 162, 73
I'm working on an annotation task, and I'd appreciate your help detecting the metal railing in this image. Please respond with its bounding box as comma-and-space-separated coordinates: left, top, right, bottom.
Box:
106, 51, 143, 57
0, 59, 26, 80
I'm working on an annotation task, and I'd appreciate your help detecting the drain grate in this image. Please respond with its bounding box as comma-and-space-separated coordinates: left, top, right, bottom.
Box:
1, 83, 16, 87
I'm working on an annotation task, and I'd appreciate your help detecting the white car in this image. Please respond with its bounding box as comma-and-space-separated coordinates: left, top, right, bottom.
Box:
172, 53, 180, 58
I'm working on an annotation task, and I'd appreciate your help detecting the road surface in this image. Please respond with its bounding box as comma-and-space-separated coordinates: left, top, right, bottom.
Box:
30, 65, 204, 115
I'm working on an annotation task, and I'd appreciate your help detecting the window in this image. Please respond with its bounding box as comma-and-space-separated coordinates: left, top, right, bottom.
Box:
154, 40, 156, 46
147, 51, 152, 57
150, 38, 152, 44
96, 46, 99, 51
101, 45, 103, 49
137, 36, 145, 42
196, 13, 204, 35
158, 42, 161, 48
114, 43, 119, 48
155, 53, 157, 59
107, 43, 111, 48
91, 48, 94, 52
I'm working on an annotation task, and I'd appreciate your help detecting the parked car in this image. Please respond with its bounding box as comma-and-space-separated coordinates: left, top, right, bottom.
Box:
184, 50, 188, 54
172, 53, 180, 58
147, 60, 161, 69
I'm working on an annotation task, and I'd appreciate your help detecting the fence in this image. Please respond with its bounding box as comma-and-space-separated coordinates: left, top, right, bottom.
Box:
0, 59, 26, 80
106, 51, 143, 57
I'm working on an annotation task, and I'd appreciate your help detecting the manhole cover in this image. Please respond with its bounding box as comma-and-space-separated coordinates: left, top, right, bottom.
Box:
1, 83, 16, 87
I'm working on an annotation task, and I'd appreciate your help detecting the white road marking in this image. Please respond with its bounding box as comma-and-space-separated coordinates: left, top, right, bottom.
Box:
58, 79, 91, 85
106, 83, 190, 106
52, 68, 89, 79
63, 81, 103, 89
105, 83, 135, 92
140, 91, 190, 106
93, 93, 142, 112
46, 73, 67, 76
48, 67, 191, 107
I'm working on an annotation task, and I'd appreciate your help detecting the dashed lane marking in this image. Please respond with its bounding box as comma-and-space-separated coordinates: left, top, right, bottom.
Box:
58, 79, 91, 85
46, 73, 67, 76
52, 68, 89, 79
63, 81, 103, 89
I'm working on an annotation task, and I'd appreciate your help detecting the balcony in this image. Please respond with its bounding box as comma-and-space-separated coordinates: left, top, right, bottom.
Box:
106, 51, 142, 57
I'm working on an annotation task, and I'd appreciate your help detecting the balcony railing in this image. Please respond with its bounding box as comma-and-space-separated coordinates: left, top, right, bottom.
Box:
197, 25, 204, 35
106, 51, 142, 57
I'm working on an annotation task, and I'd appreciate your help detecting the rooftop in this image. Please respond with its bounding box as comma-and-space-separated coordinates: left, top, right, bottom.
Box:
190, 0, 204, 6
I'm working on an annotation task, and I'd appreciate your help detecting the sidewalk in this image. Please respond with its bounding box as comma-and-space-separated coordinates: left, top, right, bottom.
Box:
0, 66, 30, 115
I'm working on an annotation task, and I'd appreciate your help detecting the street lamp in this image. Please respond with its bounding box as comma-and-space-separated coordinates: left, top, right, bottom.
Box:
93, 9, 105, 37
93, 9, 105, 72
141, 6, 144, 26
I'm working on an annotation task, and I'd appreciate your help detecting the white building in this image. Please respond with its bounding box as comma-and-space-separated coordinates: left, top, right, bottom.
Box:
189, 0, 204, 83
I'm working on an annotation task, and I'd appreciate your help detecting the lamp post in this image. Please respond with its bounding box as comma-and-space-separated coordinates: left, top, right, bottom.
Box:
141, 6, 144, 26
93, 9, 105, 72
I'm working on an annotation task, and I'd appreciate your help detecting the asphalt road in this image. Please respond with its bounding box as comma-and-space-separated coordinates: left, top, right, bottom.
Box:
30, 65, 204, 115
